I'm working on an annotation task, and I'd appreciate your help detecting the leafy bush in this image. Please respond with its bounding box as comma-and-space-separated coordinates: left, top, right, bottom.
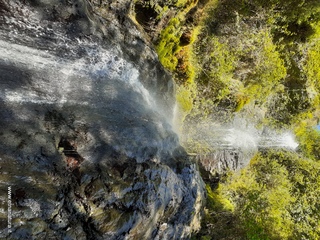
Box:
220, 150, 320, 239
176, 83, 197, 116
194, 26, 286, 113
192, 183, 245, 240
295, 124, 320, 160
196, 37, 235, 101
304, 40, 320, 92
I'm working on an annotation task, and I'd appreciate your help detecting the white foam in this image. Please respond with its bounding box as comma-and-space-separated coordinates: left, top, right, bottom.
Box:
181, 118, 299, 154
0, 39, 156, 109
259, 131, 299, 150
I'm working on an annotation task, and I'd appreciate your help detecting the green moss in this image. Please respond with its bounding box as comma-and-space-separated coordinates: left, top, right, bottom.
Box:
206, 184, 234, 212
156, 18, 182, 71
175, 83, 198, 131
156, 5, 169, 21
234, 94, 250, 112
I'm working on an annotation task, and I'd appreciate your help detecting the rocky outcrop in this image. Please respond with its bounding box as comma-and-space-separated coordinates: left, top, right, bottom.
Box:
0, 0, 205, 239
197, 149, 246, 174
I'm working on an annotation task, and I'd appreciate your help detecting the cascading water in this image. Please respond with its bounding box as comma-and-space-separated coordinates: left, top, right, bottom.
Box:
0, 34, 179, 163
181, 117, 299, 173
258, 130, 298, 149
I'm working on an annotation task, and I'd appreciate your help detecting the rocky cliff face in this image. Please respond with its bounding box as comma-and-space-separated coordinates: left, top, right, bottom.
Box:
0, 0, 205, 239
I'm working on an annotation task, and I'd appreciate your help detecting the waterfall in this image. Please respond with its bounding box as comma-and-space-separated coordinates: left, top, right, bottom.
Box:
258, 130, 298, 149
0, 39, 154, 108
0, 1, 205, 239
0, 34, 180, 163
181, 117, 298, 172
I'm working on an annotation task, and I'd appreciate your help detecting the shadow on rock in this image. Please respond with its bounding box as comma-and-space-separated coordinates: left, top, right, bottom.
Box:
0, 0, 205, 239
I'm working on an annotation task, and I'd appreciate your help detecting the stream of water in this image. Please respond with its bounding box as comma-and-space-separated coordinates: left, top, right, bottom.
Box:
183, 118, 298, 151
0, 30, 180, 164
180, 117, 299, 172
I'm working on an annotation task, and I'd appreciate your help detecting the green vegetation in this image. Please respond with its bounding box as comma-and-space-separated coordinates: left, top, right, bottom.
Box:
187, 0, 320, 237
135, 0, 320, 238
193, 150, 320, 240
195, 27, 287, 113
185, 0, 320, 122
156, 17, 182, 71
295, 123, 320, 160
304, 40, 320, 93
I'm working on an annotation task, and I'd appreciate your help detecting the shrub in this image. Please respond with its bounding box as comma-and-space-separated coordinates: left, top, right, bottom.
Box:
304, 40, 320, 92
295, 124, 320, 160
220, 149, 320, 239
196, 37, 235, 102
176, 83, 197, 114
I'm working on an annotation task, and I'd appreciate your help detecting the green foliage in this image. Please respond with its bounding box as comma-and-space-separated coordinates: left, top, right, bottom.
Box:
197, 37, 235, 101
152, 0, 320, 239
194, 27, 286, 114
225, 164, 293, 239
155, 5, 169, 21
176, 0, 189, 8
154, 1, 202, 122
234, 93, 250, 112
304, 40, 320, 92
200, 236, 211, 240
156, 18, 181, 71
263, 150, 320, 239
176, 83, 197, 115
187, 0, 319, 122
295, 124, 320, 160
266, 88, 312, 126
206, 184, 234, 212
241, 30, 286, 101
209, 0, 320, 42
252, 0, 320, 23
208, 38, 236, 82
192, 183, 245, 240
257, 31, 286, 83
220, 150, 320, 240
178, 0, 320, 238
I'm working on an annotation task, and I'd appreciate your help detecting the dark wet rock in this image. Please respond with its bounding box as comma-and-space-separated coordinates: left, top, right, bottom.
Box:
0, 0, 205, 239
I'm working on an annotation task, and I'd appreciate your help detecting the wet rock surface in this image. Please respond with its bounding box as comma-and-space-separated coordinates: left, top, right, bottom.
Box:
197, 149, 246, 175
0, 0, 205, 239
